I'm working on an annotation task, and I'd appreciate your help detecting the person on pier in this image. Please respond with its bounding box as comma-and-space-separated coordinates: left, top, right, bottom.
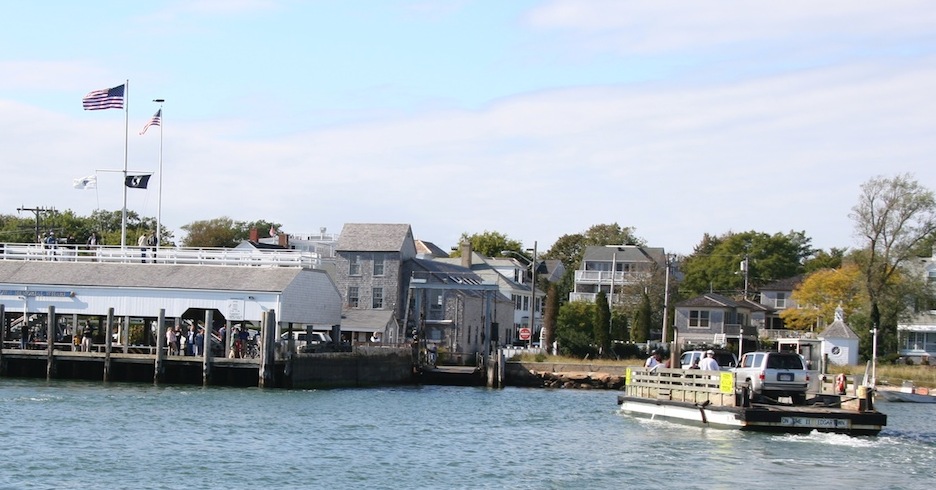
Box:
81, 323, 94, 352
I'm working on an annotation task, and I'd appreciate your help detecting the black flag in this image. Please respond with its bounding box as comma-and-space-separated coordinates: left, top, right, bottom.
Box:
125, 174, 151, 189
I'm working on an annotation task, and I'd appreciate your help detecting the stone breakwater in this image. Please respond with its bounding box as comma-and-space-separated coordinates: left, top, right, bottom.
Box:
504, 361, 631, 389
532, 370, 626, 390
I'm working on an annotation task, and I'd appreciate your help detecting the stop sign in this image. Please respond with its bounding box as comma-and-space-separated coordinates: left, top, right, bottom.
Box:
519, 327, 531, 341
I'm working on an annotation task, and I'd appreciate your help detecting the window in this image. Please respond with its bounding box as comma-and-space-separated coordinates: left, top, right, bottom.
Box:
348, 287, 359, 308
775, 292, 787, 309
512, 294, 522, 311
373, 257, 385, 276
372, 287, 384, 309
688, 310, 710, 328
349, 255, 361, 275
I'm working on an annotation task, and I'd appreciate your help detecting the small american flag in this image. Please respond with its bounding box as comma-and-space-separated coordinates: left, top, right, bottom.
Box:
82, 84, 125, 111
140, 109, 162, 135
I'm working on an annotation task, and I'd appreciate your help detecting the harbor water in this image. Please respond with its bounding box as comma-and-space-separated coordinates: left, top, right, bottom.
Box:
0, 378, 933, 490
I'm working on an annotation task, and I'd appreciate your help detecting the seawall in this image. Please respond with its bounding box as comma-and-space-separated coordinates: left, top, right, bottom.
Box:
287, 346, 414, 389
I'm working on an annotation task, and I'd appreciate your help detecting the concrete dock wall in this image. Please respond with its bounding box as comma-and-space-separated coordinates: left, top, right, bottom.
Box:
288, 346, 414, 389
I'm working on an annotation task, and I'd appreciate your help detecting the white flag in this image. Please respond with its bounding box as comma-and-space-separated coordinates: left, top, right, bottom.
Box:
73, 175, 97, 190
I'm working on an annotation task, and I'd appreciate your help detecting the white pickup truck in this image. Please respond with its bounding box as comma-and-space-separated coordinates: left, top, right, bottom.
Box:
733, 351, 811, 405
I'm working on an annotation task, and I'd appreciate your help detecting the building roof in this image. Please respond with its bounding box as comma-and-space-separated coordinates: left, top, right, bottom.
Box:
819, 320, 859, 340
415, 239, 449, 258
759, 274, 804, 292
336, 223, 414, 253
0, 261, 305, 292
340, 309, 397, 332
236, 240, 289, 250
581, 245, 666, 265
676, 292, 746, 309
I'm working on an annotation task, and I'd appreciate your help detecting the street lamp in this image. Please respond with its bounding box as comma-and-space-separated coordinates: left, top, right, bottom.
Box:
502, 241, 539, 348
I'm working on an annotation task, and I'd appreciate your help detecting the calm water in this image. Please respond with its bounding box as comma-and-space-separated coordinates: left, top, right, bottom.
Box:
0, 379, 933, 490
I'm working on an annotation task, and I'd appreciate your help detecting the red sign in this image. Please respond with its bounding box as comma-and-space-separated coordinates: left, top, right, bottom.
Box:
519, 327, 532, 341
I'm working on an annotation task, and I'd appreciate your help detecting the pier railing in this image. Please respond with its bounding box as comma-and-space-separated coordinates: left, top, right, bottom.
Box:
625, 367, 738, 407
0, 243, 319, 269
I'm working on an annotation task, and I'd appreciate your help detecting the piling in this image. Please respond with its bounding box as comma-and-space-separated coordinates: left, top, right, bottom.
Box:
154, 308, 166, 384
46, 305, 55, 379
0, 304, 5, 375
203, 310, 213, 386
103, 308, 114, 382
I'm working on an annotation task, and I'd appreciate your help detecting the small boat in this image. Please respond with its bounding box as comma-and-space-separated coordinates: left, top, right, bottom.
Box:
876, 382, 936, 403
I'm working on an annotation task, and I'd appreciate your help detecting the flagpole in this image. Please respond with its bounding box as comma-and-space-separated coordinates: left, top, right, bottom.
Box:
120, 79, 129, 248
154, 99, 165, 252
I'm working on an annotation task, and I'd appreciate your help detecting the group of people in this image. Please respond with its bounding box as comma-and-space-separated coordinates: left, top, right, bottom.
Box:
165, 323, 206, 356
163, 322, 256, 358
138, 231, 157, 263
645, 349, 720, 371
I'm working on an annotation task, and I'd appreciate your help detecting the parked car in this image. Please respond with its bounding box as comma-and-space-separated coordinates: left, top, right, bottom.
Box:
679, 349, 738, 370
733, 351, 811, 405
279, 330, 351, 353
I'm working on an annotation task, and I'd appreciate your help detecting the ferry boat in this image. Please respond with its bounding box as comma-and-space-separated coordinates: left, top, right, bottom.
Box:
617, 367, 886, 436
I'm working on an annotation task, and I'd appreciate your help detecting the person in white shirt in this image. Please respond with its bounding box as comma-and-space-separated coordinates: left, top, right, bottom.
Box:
645, 350, 663, 370
699, 350, 720, 371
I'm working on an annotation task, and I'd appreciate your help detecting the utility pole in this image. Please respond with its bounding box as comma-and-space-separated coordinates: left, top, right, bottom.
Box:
662, 254, 671, 344
530, 240, 537, 348
17, 206, 55, 243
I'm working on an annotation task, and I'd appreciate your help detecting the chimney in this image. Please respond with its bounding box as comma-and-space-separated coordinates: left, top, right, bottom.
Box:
460, 241, 472, 268
279, 232, 288, 247
249, 227, 258, 242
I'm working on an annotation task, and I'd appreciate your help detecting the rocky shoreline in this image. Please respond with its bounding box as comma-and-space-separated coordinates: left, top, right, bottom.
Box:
530, 370, 626, 390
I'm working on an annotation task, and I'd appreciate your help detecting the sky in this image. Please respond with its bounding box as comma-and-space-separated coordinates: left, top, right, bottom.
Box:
3, 1, 935, 255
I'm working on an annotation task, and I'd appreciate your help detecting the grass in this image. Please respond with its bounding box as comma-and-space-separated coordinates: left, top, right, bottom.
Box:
511, 354, 936, 389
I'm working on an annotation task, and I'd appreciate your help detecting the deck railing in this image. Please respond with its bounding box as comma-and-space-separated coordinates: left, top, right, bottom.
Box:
625, 366, 738, 407
0, 243, 319, 269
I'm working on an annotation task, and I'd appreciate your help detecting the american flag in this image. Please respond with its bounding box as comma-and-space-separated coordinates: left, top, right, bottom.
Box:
140, 109, 162, 135
82, 84, 125, 110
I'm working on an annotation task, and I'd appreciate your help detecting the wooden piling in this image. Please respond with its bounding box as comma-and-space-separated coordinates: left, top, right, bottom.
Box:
203, 310, 213, 386
259, 310, 276, 388
104, 307, 114, 382
154, 309, 166, 384
46, 305, 55, 379
0, 304, 5, 375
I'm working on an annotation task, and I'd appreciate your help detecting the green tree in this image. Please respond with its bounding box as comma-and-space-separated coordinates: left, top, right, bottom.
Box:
451, 230, 523, 259
631, 290, 652, 343
179, 217, 280, 248
181, 217, 241, 248
555, 301, 597, 358
850, 173, 936, 355
804, 248, 846, 273
680, 230, 813, 297
0, 214, 40, 243
594, 291, 611, 356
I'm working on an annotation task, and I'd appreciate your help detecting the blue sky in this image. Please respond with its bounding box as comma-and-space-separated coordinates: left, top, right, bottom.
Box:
3, 0, 936, 255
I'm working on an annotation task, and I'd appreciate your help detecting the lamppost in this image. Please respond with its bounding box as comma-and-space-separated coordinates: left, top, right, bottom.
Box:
502, 241, 539, 348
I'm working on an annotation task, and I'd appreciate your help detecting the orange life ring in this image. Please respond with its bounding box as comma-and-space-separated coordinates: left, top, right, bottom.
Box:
835, 373, 847, 395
